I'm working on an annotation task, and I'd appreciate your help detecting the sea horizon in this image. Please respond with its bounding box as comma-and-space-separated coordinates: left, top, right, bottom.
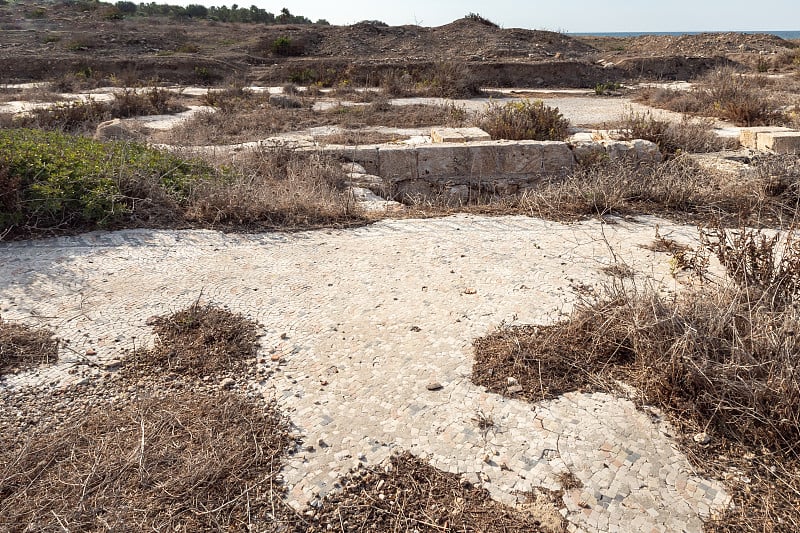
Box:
569, 30, 800, 40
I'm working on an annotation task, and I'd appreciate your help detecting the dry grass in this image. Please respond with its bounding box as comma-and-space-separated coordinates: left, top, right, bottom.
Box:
1, 88, 185, 133
444, 154, 800, 226
301, 452, 564, 532
473, 227, 800, 532
635, 68, 789, 126
0, 390, 294, 531
127, 302, 260, 377
0, 303, 300, 531
163, 95, 467, 145
380, 63, 484, 99
616, 111, 731, 156
0, 318, 58, 374
183, 148, 366, 229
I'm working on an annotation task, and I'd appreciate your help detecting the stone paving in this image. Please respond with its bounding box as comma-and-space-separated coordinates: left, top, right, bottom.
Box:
0, 214, 730, 532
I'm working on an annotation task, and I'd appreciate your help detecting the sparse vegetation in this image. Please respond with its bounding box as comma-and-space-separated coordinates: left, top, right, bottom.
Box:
635, 67, 789, 126
479, 100, 570, 141
616, 111, 729, 156
0, 88, 185, 133
594, 81, 623, 95
0, 128, 365, 238
473, 225, 800, 532
0, 303, 297, 531
464, 13, 499, 28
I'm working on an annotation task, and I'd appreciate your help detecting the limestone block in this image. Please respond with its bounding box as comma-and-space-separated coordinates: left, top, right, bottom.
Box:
342, 162, 367, 174
540, 141, 576, 173
740, 127, 790, 149
337, 145, 380, 175
94, 118, 137, 141
395, 179, 434, 202
417, 144, 470, 178
600, 140, 634, 161
468, 141, 503, 177
378, 145, 418, 182
459, 127, 492, 142
757, 131, 800, 154
431, 128, 466, 143
631, 139, 663, 163
570, 140, 607, 165
499, 141, 544, 174
344, 173, 387, 195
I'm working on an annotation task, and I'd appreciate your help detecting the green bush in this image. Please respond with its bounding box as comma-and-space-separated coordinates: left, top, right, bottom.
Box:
479, 100, 570, 141
0, 129, 217, 234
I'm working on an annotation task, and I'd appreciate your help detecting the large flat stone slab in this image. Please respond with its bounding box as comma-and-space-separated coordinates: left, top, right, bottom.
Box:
739, 126, 791, 150
757, 131, 800, 154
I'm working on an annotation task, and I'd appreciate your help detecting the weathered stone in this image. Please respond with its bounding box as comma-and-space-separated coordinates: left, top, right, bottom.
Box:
739, 126, 790, 149
269, 94, 302, 109
631, 139, 663, 163
378, 145, 418, 181
541, 141, 576, 172
431, 127, 491, 144
417, 144, 470, 178
342, 162, 367, 175
459, 127, 492, 142
431, 128, 466, 143
94, 118, 137, 141
394, 178, 434, 201
757, 131, 800, 154
500, 141, 544, 174
326, 145, 380, 175
468, 141, 503, 177
571, 140, 608, 165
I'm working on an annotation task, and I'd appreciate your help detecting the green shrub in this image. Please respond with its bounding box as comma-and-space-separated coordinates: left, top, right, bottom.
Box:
594, 81, 623, 95
270, 35, 305, 56
0, 129, 217, 234
479, 100, 569, 141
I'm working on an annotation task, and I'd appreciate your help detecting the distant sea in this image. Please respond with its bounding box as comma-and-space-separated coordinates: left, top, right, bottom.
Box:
569, 31, 800, 40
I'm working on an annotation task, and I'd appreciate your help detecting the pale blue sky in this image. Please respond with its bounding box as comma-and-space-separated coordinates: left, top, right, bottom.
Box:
165, 0, 799, 32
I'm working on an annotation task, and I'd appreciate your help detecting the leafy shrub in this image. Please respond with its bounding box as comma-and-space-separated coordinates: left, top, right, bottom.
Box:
479, 100, 569, 141
271, 35, 305, 56
0, 129, 217, 234
594, 81, 623, 95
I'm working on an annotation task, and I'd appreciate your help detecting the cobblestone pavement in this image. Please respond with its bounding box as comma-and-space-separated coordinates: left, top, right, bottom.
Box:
0, 214, 729, 532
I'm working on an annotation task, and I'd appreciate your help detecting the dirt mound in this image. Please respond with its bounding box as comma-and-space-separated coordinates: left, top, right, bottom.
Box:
261, 18, 596, 61
605, 32, 796, 58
